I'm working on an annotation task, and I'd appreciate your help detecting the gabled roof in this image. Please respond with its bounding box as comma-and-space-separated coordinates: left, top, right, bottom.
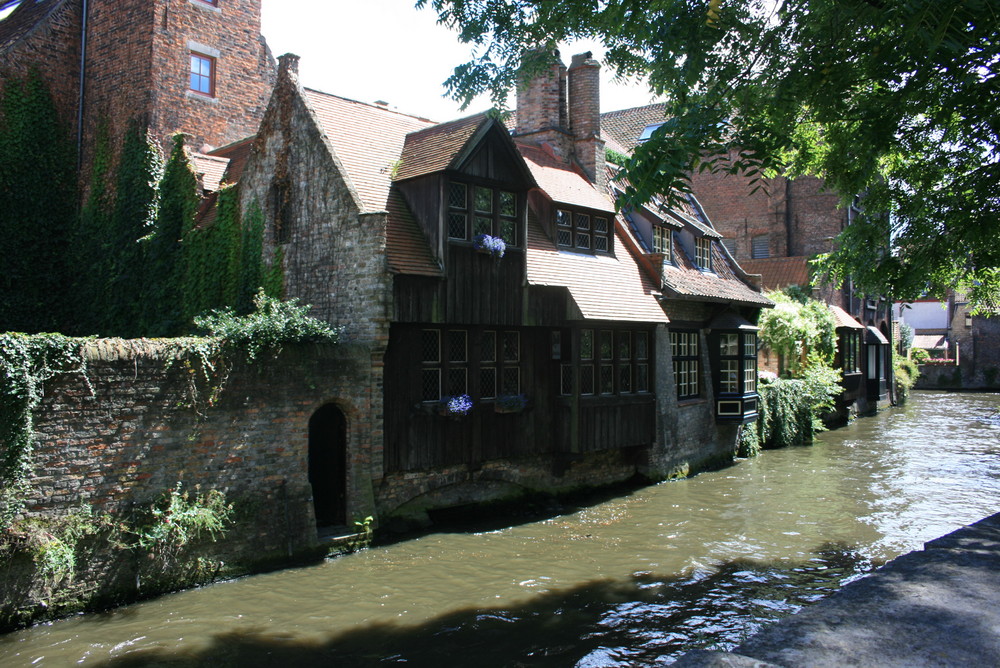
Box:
190, 152, 229, 192
601, 103, 669, 154
302, 88, 436, 212
386, 187, 442, 277
395, 113, 487, 182
0, 0, 63, 51
830, 304, 864, 329
208, 136, 255, 186
661, 242, 773, 307
526, 210, 668, 323
741, 256, 811, 291
518, 143, 615, 213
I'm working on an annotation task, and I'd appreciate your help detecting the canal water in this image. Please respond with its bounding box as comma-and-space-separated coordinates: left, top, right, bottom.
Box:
2, 391, 1000, 667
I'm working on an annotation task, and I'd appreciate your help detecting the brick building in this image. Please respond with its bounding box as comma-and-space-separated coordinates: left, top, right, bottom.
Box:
0, 0, 275, 174
603, 107, 895, 415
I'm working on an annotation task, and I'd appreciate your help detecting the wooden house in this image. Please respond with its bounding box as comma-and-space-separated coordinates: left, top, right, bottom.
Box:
221, 52, 771, 529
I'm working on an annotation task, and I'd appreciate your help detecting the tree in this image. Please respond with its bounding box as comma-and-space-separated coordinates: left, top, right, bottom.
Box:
418, 0, 1000, 309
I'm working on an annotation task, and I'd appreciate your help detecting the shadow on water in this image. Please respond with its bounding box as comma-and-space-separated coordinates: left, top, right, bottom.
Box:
95, 543, 876, 668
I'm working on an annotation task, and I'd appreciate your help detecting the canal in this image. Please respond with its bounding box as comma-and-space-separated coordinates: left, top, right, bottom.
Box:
2, 390, 999, 666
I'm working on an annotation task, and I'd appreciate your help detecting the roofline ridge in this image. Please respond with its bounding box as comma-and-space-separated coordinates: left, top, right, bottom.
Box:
302, 87, 436, 124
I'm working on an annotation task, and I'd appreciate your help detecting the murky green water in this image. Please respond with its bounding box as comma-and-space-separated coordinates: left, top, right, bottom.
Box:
2, 391, 999, 666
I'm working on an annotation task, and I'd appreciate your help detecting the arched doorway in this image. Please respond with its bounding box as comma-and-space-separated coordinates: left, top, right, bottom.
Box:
308, 403, 347, 528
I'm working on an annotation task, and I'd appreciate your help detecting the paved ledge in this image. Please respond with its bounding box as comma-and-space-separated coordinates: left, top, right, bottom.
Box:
675, 513, 1000, 667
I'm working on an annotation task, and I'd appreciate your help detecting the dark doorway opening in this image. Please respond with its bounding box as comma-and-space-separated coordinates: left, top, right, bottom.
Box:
308, 403, 347, 528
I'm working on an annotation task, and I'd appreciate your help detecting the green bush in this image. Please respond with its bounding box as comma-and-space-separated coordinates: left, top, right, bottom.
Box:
894, 354, 920, 402
910, 348, 930, 364
194, 290, 342, 360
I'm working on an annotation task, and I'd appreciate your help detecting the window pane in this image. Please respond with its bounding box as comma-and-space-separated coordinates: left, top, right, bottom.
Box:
556, 210, 572, 226
474, 216, 492, 237
449, 182, 467, 209
636, 332, 649, 360
448, 213, 467, 239
575, 232, 591, 249
721, 360, 739, 393
502, 367, 520, 395
720, 333, 738, 356
560, 364, 574, 396
670, 331, 678, 357
580, 364, 595, 395
636, 364, 649, 392
499, 218, 516, 246
448, 368, 467, 395
475, 186, 492, 212
449, 330, 467, 362
557, 229, 572, 246
594, 235, 608, 252
600, 331, 613, 360
480, 367, 497, 399
575, 213, 591, 230
600, 365, 614, 394
619, 365, 632, 393
502, 331, 519, 362
594, 217, 608, 233
580, 330, 594, 360
422, 369, 440, 401
499, 191, 516, 216
421, 329, 440, 362
617, 331, 631, 360
481, 330, 496, 362
744, 363, 756, 393
744, 334, 756, 357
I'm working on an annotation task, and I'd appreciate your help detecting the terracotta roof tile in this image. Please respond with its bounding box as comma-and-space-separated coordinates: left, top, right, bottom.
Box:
190, 152, 229, 192
386, 187, 443, 277
207, 136, 255, 186
526, 210, 668, 323
0, 0, 62, 51
395, 114, 488, 182
829, 304, 864, 329
661, 242, 772, 306
519, 144, 616, 213
601, 103, 669, 153
913, 333, 948, 350
740, 256, 811, 291
302, 88, 435, 211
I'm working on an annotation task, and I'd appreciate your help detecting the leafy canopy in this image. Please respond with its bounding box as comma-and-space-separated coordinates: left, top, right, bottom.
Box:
418, 0, 1000, 309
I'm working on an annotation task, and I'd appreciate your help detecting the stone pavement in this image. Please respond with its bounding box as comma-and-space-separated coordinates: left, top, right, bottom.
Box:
674, 513, 1000, 667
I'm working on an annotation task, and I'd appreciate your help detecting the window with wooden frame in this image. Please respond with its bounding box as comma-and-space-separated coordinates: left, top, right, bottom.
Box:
671, 330, 700, 399
448, 180, 519, 247
841, 330, 862, 374
189, 52, 216, 96
555, 209, 612, 254
561, 328, 651, 396
751, 234, 770, 259
420, 328, 520, 402
717, 332, 757, 395
695, 237, 712, 271
652, 226, 672, 259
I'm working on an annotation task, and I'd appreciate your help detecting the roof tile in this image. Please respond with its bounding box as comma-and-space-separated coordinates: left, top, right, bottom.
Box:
395, 114, 488, 182
519, 144, 616, 213
740, 256, 812, 291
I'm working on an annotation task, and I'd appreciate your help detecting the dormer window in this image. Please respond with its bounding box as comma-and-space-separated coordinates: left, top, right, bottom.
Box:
638, 123, 664, 142
695, 237, 712, 271
652, 226, 672, 261
556, 209, 612, 254
448, 180, 518, 247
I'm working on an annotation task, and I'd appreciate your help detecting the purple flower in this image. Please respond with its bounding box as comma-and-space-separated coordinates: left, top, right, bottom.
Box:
445, 394, 473, 416
474, 234, 506, 258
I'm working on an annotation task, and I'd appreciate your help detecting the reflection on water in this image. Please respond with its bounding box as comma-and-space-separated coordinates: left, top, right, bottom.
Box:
2, 391, 999, 666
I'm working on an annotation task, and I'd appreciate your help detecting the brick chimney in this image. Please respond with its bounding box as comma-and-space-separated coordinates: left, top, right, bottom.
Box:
568, 52, 606, 190
515, 49, 572, 160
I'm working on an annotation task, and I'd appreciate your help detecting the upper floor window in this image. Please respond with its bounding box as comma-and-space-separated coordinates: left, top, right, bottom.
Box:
841, 330, 861, 374
695, 237, 712, 271
556, 209, 612, 254
718, 332, 757, 395
560, 328, 650, 397
448, 181, 518, 247
190, 52, 216, 96
652, 226, 672, 260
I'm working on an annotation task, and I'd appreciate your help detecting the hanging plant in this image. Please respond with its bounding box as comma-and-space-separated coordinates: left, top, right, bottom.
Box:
439, 394, 473, 417
494, 393, 528, 414
473, 234, 506, 259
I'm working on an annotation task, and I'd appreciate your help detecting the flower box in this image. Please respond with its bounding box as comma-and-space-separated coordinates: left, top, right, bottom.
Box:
473, 234, 506, 259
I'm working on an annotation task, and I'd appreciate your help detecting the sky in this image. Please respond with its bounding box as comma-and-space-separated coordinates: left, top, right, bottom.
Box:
260, 0, 662, 123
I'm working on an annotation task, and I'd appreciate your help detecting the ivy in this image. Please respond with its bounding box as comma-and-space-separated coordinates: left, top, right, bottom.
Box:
0, 71, 77, 333
0, 334, 90, 529
758, 287, 837, 376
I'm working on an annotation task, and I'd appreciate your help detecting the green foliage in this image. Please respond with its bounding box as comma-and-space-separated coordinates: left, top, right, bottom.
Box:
106, 119, 163, 337
421, 0, 1000, 310
757, 289, 837, 375
0, 70, 77, 332
798, 356, 843, 431
72, 119, 114, 335
120, 483, 233, 562
345, 515, 375, 552
238, 201, 268, 314
911, 348, 931, 364
605, 147, 629, 166
0, 334, 89, 529
735, 421, 760, 458
194, 290, 341, 360
755, 378, 815, 449
143, 134, 199, 336
893, 353, 920, 403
